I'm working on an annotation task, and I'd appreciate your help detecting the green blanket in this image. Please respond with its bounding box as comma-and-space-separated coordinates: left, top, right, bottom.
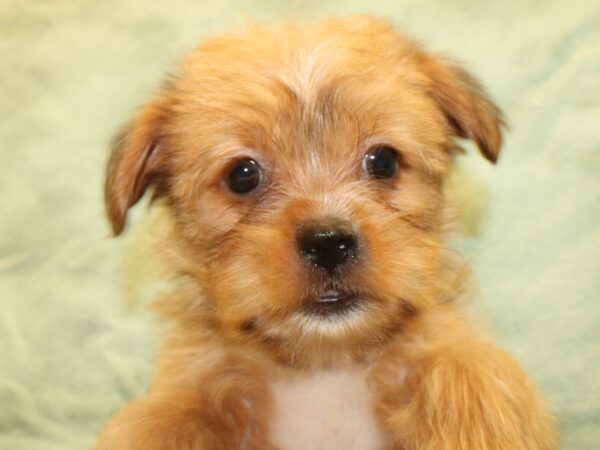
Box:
1, 0, 598, 448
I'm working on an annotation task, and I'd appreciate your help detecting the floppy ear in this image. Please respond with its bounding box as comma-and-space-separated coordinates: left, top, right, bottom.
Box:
420, 55, 506, 163
105, 95, 171, 236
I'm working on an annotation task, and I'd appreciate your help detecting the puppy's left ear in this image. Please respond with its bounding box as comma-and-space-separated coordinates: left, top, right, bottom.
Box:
105, 93, 172, 236
420, 54, 506, 163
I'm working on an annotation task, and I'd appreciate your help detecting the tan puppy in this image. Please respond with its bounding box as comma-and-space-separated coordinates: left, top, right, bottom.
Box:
96, 16, 556, 450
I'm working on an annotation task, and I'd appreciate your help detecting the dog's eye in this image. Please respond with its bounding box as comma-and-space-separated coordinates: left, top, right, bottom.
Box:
364, 145, 399, 179
226, 159, 262, 194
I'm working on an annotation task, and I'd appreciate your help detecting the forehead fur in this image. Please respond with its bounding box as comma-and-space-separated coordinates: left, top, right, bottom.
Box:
166, 17, 450, 174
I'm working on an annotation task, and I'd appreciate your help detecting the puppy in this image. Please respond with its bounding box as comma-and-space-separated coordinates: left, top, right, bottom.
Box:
96, 16, 556, 450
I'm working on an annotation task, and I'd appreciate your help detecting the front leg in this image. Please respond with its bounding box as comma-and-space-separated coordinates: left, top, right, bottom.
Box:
95, 391, 227, 450
372, 308, 557, 450
94, 346, 275, 450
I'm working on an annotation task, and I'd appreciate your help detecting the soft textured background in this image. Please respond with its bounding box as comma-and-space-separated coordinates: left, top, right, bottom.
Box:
1, 0, 599, 449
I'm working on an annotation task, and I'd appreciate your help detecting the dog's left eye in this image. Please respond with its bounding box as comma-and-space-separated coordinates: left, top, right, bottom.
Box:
227, 159, 262, 194
363, 145, 399, 179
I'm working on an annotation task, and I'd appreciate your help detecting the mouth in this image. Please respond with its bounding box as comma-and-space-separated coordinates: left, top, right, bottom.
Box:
302, 289, 363, 318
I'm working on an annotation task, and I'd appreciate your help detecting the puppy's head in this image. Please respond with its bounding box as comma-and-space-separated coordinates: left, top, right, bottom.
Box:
105, 17, 504, 364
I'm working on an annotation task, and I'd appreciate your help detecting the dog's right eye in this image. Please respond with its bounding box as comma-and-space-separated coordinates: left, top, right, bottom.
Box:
226, 159, 262, 194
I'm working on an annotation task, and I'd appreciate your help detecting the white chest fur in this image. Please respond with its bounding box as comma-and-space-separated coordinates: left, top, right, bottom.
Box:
268, 366, 389, 450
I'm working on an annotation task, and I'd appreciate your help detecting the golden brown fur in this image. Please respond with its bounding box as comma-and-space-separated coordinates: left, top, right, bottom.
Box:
97, 16, 556, 449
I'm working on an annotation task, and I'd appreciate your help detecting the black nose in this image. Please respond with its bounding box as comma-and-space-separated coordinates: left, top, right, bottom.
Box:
297, 220, 358, 272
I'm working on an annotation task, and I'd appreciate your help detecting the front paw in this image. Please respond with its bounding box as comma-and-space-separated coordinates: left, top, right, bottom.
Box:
94, 392, 277, 450
94, 398, 205, 450
377, 347, 556, 450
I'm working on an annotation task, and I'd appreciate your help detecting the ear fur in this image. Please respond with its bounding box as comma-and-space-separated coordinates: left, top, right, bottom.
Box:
420, 54, 506, 163
105, 95, 171, 236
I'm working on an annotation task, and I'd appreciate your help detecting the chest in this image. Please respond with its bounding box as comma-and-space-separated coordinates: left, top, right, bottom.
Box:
268, 367, 390, 450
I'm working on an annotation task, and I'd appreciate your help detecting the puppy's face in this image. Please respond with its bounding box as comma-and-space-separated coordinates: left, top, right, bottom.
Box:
105, 17, 503, 364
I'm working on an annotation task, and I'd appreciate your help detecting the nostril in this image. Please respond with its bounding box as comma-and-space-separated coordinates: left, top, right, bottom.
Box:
337, 236, 355, 252
305, 242, 321, 262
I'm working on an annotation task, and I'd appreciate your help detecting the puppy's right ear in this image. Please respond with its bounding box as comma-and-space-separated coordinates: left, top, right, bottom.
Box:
105, 95, 172, 236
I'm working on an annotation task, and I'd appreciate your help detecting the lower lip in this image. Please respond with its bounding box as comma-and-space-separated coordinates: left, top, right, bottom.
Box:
317, 290, 345, 303
306, 291, 362, 316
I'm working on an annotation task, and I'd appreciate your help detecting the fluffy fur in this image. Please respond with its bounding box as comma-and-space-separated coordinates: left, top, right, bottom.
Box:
96, 16, 556, 449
